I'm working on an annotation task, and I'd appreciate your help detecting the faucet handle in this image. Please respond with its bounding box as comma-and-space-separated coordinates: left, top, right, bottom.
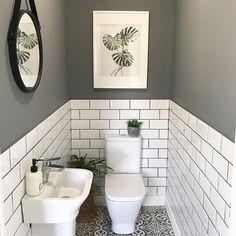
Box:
34, 157, 61, 163
42, 157, 61, 162
48, 164, 65, 169
34, 157, 61, 167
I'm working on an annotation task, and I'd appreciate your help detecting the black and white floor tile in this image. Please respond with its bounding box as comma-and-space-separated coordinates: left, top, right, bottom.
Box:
76, 206, 175, 236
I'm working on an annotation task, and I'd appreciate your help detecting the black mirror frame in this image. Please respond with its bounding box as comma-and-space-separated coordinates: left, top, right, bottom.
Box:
8, 0, 43, 93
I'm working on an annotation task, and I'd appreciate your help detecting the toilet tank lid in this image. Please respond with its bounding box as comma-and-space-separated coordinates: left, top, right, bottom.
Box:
105, 134, 142, 142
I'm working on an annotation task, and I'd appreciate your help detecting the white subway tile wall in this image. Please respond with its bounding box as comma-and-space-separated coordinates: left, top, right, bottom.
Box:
167, 101, 234, 236
0, 102, 71, 236
0, 99, 234, 236
71, 99, 169, 204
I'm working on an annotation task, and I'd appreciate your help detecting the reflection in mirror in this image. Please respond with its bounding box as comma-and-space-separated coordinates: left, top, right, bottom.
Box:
17, 13, 40, 88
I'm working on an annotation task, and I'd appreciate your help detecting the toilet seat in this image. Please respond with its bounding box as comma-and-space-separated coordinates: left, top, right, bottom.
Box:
105, 174, 145, 202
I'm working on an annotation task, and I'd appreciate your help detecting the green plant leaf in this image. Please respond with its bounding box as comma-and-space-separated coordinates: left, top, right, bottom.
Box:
103, 33, 122, 51
112, 50, 134, 67
19, 31, 38, 49
120, 27, 139, 46
17, 49, 30, 65
126, 119, 143, 127
67, 153, 112, 175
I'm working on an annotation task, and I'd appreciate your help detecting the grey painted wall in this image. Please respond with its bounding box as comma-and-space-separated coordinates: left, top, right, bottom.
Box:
66, 0, 175, 99
171, 0, 236, 141
0, 0, 69, 152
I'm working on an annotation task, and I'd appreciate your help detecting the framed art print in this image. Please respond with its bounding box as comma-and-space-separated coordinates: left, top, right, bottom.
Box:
93, 11, 149, 89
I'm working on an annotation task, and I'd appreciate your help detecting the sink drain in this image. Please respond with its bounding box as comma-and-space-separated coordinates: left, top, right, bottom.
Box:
61, 196, 71, 198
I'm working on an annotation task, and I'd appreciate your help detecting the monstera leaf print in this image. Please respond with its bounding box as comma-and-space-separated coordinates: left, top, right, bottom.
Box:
102, 26, 139, 76
120, 27, 139, 46
19, 33, 38, 49
103, 33, 122, 51
17, 28, 38, 74
17, 49, 30, 65
112, 50, 134, 67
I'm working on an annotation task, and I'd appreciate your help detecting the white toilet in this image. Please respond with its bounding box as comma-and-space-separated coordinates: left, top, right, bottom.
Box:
105, 134, 145, 234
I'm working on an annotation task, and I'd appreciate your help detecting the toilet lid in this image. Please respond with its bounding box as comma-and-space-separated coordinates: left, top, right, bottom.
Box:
105, 174, 145, 202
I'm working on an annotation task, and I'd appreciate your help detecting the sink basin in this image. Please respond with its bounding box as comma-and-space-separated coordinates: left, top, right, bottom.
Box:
22, 168, 93, 236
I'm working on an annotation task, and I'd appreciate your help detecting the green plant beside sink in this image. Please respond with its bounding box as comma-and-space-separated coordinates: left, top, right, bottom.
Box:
126, 119, 143, 137
67, 154, 112, 222
67, 153, 111, 174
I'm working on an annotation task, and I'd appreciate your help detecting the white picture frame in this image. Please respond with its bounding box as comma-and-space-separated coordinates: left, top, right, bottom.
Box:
93, 11, 149, 89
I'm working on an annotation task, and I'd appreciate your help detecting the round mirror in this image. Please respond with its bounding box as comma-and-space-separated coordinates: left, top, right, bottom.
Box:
8, 10, 43, 92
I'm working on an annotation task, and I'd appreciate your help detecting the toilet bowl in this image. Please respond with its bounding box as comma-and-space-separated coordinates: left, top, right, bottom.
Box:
105, 174, 145, 234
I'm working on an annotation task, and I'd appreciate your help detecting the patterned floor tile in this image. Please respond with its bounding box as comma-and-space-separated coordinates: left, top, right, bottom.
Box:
76, 206, 175, 236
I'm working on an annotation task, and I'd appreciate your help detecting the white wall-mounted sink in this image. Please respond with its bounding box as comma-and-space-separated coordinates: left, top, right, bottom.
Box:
22, 168, 93, 236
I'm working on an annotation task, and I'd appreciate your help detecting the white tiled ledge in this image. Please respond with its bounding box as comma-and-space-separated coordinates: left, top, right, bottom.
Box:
71, 99, 170, 110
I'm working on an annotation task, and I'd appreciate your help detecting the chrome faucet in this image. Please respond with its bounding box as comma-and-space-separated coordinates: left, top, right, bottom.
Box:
41, 157, 65, 183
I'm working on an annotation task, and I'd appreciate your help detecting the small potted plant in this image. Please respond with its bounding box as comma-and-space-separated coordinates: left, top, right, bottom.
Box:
67, 154, 112, 222
126, 119, 143, 137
